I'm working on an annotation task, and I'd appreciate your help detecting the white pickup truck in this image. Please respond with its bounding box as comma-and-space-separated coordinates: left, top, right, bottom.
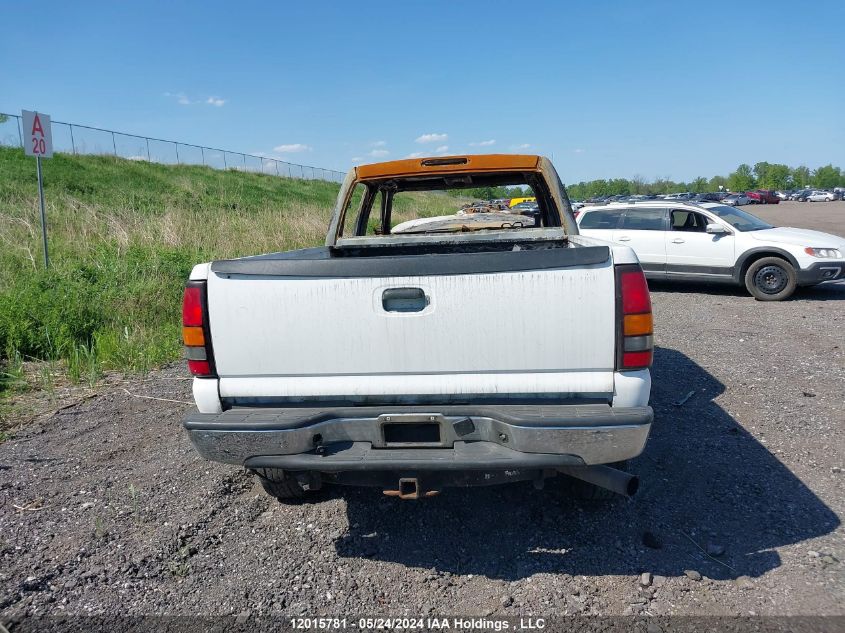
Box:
182, 154, 654, 500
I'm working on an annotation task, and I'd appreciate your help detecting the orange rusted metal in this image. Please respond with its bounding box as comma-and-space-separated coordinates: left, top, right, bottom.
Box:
382, 478, 440, 499
355, 154, 540, 180
383, 489, 441, 500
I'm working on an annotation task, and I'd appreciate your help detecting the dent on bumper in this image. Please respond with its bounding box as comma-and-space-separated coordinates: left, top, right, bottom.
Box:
184, 404, 653, 469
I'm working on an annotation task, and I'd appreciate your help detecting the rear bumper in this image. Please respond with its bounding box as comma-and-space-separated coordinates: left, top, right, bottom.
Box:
183, 404, 653, 470
797, 261, 845, 285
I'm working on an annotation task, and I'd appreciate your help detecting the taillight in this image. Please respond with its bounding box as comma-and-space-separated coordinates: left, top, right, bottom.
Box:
182, 281, 216, 377
616, 265, 653, 370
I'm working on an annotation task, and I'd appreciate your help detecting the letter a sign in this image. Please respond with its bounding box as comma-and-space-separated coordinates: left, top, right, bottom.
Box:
23, 110, 53, 158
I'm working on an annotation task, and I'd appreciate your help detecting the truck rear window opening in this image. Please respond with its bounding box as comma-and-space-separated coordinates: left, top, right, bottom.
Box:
340, 171, 560, 238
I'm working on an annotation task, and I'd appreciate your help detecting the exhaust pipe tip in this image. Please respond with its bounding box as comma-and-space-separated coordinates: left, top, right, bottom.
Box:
559, 465, 640, 498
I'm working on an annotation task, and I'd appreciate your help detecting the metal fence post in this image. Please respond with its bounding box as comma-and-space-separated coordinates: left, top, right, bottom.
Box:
112, 131, 117, 156
17, 115, 23, 147
223, 152, 228, 169
175, 142, 180, 164
201, 146, 205, 165
242, 153, 247, 170
274, 160, 279, 177
146, 138, 151, 161
69, 124, 76, 154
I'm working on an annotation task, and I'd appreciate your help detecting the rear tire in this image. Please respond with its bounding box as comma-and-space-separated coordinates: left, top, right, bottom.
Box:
253, 468, 308, 500
556, 461, 628, 501
744, 257, 797, 301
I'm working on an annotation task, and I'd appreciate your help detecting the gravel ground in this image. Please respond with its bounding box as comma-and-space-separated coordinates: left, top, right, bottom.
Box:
1, 207, 843, 620
749, 200, 845, 234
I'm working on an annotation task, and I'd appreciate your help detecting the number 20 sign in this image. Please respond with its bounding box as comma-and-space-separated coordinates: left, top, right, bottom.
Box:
22, 110, 53, 158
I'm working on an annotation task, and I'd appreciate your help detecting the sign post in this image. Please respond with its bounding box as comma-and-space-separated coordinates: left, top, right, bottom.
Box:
22, 110, 53, 268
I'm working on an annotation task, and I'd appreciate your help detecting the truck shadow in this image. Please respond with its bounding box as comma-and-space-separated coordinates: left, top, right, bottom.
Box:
648, 279, 845, 301
332, 347, 840, 581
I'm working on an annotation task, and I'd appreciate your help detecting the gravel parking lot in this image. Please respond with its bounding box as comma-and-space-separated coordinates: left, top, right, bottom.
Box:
749, 199, 845, 235
1, 203, 843, 620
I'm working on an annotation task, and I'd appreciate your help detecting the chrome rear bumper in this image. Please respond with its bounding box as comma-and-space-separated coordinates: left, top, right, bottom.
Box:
184, 404, 653, 469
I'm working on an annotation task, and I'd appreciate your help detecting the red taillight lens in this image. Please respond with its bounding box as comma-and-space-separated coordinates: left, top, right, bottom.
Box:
620, 270, 651, 314
622, 351, 653, 368
616, 265, 653, 370
182, 281, 215, 377
188, 360, 211, 375
182, 286, 203, 326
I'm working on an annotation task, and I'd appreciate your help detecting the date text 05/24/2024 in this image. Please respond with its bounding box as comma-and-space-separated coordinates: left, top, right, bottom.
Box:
289, 617, 547, 631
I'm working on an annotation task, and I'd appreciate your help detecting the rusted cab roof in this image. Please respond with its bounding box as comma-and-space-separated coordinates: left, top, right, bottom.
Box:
355, 154, 541, 180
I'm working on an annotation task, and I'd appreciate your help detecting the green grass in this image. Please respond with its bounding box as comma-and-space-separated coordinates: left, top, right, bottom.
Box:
0, 146, 469, 389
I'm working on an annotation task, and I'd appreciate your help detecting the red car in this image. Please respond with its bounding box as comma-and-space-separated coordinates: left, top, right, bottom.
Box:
746, 189, 780, 204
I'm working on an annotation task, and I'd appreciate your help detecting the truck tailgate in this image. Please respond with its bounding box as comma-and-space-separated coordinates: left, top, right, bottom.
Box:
206, 245, 617, 401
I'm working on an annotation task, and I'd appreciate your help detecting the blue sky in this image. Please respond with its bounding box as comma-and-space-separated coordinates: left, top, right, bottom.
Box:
2, 0, 843, 182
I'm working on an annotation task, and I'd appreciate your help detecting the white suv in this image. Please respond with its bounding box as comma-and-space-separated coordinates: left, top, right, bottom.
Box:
576, 201, 845, 300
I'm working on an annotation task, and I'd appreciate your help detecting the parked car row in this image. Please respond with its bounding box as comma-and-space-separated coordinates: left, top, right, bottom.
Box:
575, 187, 844, 208
783, 189, 840, 202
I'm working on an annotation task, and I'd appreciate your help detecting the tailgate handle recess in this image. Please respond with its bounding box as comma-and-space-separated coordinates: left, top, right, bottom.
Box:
382, 287, 428, 313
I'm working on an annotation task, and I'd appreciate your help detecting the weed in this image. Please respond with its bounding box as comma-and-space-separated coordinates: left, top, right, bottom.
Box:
168, 560, 191, 578
0, 348, 27, 393
167, 545, 194, 577
93, 515, 108, 539
67, 342, 101, 387
128, 482, 141, 525
39, 363, 56, 400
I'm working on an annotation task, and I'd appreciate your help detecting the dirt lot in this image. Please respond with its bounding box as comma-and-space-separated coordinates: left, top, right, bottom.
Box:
750, 199, 845, 234
1, 204, 843, 621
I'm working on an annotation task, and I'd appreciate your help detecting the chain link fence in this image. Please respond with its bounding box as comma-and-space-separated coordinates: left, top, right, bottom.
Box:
0, 112, 346, 183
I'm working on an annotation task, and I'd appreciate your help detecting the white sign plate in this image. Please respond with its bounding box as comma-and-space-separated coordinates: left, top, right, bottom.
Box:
22, 110, 53, 158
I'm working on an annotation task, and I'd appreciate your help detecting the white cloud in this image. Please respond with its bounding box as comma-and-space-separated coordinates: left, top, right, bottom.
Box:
165, 92, 226, 107
164, 91, 192, 105
368, 149, 389, 157
470, 139, 496, 147
435, 145, 449, 153
370, 140, 387, 147
415, 133, 448, 144
573, 148, 585, 154
351, 156, 363, 162
510, 143, 532, 151
273, 143, 312, 153
406, 152, 424, 158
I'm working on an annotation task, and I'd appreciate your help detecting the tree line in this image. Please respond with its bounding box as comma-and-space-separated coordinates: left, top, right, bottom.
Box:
564, 162, 844, 200
452, 162, 844, 201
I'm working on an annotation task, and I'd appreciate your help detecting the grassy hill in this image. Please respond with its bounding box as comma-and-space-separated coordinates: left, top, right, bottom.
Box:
0, 147, 462, 387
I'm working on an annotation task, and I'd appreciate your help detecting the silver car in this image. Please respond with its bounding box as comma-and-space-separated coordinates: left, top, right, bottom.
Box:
722, 193, 750, 206
806, 190, 835, 202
